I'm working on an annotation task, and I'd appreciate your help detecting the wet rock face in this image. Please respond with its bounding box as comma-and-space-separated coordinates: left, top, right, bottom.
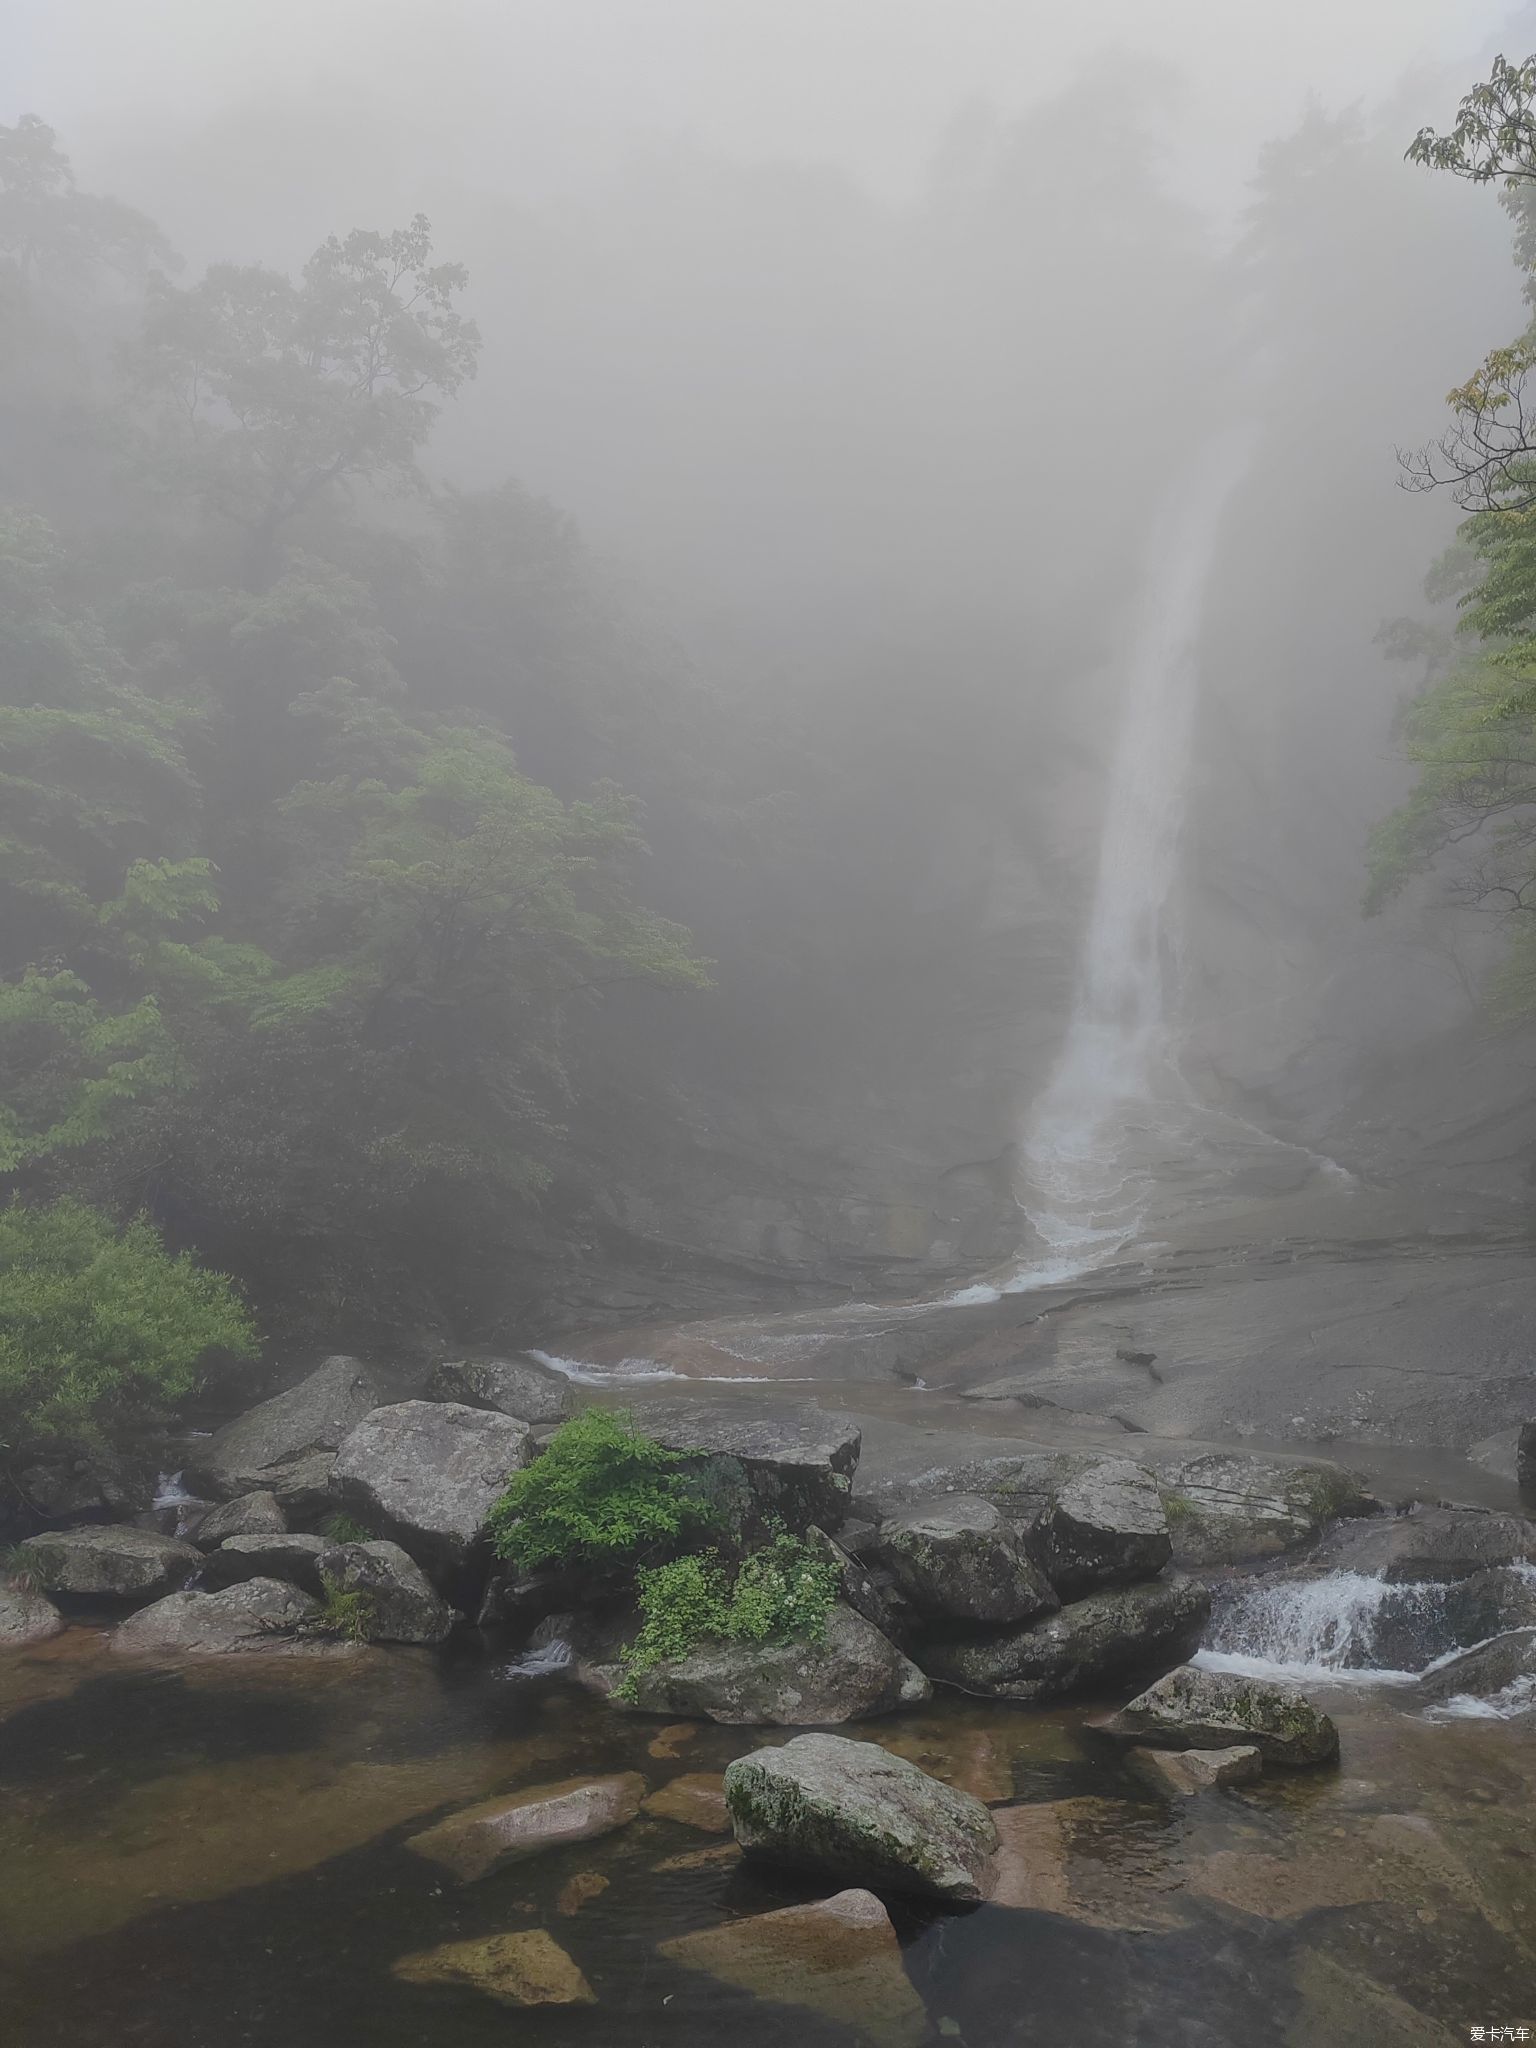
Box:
192, 1491, 287, 1549
392, 1929, 594, 2006
876, 1494, 1058, 1625
426, 1356, 574, 1426
19, 1524, 199, 1601
313, 1539, 454, 1644
918, 1577, 1210, 1703
109, 1577, 326, 1656
1099, 1663, 1339, 1766
1036, 1459, 1172, 1596
0, 1582, 64, 1645
1161, 1454, 1374, 1568
404, 1774, 645, 1884
1312, 1507, 1536, 1583
1417, 1628, 1536, 1705
625, 1398, 861, 1537
198, 1534, 328, 1595
660, 1887, 928, 2047
189, 1356, 385, 1496
723, 1732, 999, 1902
329, 1400, 532, 1579
617, 1602, 931, 1724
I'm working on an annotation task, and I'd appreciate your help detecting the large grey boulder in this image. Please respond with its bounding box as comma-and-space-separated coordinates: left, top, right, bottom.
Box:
626, 1398, 861, 1536
1036, 1459, 1171, 1596
616, 1603, 931, 1725
0, 1582, 65, 1645
1417, 1628, 1536, 1706
405, 1773, 645, 1883
919, 1577, 1210, 1702
330, 1400, 532, 1578
427, 1356, 574, 1425
1162, 1454, 1374, 1568
875, 1494, 1057, 1625
190, 1356, 384, 1494
192, 1490, 287, 1549
315, 1538, 454, 1644
19, 1524, 199, 1601
1310, 1507, 1536, 1583
1099, 1663, 1339, 1766
251, 1451, 338, 1521
110, 1578, 328, 1656
723, 1732, 999, 1902
198, 1533, 328, 1594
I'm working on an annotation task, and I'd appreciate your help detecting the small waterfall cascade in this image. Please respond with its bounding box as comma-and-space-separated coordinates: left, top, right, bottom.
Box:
1017, 426, 1256, 1271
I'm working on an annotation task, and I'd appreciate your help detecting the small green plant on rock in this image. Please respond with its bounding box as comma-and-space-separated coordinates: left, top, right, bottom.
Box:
487, 1407, 711, 1572
312, 1574, 375, 1644
615, 1532, 841, 1699
320, 1511, 370, 1544
0, 1542, 40, 1593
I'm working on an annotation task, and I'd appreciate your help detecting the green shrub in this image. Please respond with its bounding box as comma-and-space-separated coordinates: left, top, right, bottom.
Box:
486, 1406, 709, 1572
616, 1532, 842, 1699
311, 1574, 375, 1643
0, 1199, 257, 1455
320, 1511, 371, 1544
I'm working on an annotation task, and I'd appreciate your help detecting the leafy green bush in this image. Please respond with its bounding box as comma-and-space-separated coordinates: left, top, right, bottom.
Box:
616, 1532, 842, 1698
0, 1199, 257, 1454
311, 1575, 375, 1644
487, 1406, 709, 1571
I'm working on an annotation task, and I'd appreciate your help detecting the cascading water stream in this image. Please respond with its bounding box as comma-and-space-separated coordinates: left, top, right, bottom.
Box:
1017, 425, 1259, 1272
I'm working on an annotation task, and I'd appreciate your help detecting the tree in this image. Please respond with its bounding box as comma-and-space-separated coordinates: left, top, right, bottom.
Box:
133, 216, 480, 575
0, 114, 173, 290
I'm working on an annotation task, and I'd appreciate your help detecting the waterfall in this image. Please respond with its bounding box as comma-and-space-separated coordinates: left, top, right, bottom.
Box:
1018, 426, 1256, 1270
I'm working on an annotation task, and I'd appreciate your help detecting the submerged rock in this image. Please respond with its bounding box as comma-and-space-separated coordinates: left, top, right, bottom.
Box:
1099, 1663, 1339, 1766
198, 1533, 328, 1595
723, 1731, 998, 1902
1128, 1743, 1264, 1795
392, 1928, 594, 2006
616, 1602, 931, 1724
110, 1578, 327, 1656
641, 1772, 731, 1831
329, 1400, 532, 1578
193, 1491, 287, 1549
427, 1355, 574, 1425
20, 1524, 199, 1601
1036, 1458, 1171, 1596
919, 1577, 1209, 1702
190, 1355, 384, 1495
660, 1888, 927, 2047
404, 1772, 646, 1882
876, 1494, 1057, 1625
0, 1581, 65, 1645
626, 1397, 861, 1535
314, 1538, 454, 1644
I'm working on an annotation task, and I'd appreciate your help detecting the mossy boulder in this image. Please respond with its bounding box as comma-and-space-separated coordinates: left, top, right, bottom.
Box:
1098, 1663, 1339, 1766
875, 1494, 1057, 1625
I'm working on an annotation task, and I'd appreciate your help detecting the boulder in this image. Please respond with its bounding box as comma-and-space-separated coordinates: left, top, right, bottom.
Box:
1036, 1458, 1170, 1596
876, 1494, 1057, 1625
1518, 1420, 1536, 1490
192, 1491, 286, 1549
251, 1451, 337, 1521
314, 1539, 454, 1644
110, 1578, 327, 1656
19, 1524, 199, 1601
626, 1398, 861, 1536
1416, 1629, 1536, 1706
0, 1582, 65, 1645
1162, 1454, 1375, 1567
392, 1929, 594, 2007
190, 1355, 384, 1494
723, 1731, 998, 1902
329, 1400, 532, 1579
616, 1601, 930, 1724
804, 1524, 914, 1641
404, 1773, 645, 1883
198, 1533, 328, 1594
14, 1449, 151, 1524
1310, 1507, 1536, 1583
1099, 1663, 1339, 1766
641, 1772, 731, 1832
427, 1356, 574, 1425
919, 1577, 1210, 1702
1129, 1744, 1263, 1795
660, 1888, 927, 2047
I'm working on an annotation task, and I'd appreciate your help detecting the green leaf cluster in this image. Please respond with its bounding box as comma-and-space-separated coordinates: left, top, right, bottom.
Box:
0, 1198, 257, 1453
614, 1532, 842, 1698
486, 1407, 710, 1571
